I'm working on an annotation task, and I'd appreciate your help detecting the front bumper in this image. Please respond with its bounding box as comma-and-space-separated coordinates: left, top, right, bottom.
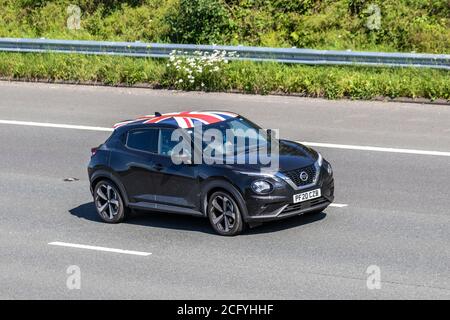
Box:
243, 167, 334, 223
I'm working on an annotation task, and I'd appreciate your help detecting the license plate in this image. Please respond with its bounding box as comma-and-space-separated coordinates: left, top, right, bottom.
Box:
293, 189, 321, 204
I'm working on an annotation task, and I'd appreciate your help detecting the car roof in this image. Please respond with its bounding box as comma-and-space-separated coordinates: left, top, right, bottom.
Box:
113, 111, 239, 131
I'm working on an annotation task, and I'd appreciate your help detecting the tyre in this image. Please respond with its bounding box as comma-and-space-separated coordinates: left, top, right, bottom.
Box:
207, 191, 244, 236
93, 180, 128, 223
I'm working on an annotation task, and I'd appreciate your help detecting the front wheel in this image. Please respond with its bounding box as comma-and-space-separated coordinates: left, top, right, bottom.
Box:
93, 180, 128, 223
207, 191, 244, 236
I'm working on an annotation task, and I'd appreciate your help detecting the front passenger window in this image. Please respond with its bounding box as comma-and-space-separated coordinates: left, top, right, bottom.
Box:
159, 129, 180, 156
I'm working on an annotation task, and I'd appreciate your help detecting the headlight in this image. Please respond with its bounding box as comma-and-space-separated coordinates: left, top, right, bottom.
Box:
326, 162, 333, 175
316, 152, 323, 167
251, 180, 273, 194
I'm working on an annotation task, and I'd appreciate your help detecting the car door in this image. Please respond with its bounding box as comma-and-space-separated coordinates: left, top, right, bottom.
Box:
151, 128, 200, 210
116, 128, 160, 204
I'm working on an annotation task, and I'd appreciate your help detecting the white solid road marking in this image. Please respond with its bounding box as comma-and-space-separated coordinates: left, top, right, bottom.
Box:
1, 119, 449, 157
329, 203, 348, 208
0, 119, 113, 132
301, 141, 450, 157
48, 241, 152, 256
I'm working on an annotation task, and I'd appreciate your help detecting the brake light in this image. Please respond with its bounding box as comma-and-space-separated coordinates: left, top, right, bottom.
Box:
91, 147, 98, 157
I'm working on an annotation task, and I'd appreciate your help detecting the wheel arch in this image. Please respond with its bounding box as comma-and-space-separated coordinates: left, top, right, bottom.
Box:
90, 170, 130, 206
200, 178, 249, 221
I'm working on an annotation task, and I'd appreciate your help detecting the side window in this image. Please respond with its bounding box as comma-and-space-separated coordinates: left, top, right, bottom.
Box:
126, 129, 158, 153
159, 128, 181, 156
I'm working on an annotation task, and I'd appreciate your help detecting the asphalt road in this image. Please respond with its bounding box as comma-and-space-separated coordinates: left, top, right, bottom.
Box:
0, 81, 449, 299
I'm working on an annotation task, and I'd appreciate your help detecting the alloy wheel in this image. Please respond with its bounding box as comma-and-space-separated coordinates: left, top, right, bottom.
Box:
209, 194, 237, 233
95, 182, 120, 220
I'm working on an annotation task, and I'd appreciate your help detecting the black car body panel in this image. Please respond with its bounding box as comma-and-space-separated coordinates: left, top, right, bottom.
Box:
88, 113, 334, 228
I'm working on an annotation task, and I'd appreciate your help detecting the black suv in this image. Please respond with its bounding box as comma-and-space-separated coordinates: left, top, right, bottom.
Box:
88, 111, 334, 236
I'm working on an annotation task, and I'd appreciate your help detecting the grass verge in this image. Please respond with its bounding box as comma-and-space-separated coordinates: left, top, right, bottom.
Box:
0, 52, 448, 101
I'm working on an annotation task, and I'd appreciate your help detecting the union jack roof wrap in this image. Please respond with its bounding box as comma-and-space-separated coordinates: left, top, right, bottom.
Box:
113, 111, 238, 129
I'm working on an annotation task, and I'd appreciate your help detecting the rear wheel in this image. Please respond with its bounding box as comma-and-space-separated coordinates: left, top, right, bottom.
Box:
207, 191, 244, 236
94, 180, 128, 223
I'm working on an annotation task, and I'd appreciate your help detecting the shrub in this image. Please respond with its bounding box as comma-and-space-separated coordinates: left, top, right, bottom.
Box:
165, 0, 233, 44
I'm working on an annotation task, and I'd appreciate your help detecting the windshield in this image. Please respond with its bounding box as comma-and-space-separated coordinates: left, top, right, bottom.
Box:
186, 116, 270, 155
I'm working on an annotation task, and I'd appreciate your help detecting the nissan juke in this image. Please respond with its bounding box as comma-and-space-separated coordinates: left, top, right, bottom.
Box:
88, 111, 334, 236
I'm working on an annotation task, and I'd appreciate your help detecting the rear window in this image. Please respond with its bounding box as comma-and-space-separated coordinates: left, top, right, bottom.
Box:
126, 129, 158, 153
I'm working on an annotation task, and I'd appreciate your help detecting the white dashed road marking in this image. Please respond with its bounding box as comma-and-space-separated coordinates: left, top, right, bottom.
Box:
329, 203, 348, 208
48, 241, 152, 256
0, 119, 113, 132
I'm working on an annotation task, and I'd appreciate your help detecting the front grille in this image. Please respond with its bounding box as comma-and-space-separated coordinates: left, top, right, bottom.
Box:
283, 164, 316, 187
282, 196, 329, 215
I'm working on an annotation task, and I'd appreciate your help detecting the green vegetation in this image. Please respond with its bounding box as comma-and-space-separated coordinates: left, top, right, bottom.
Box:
0, 0, 449, 53
0, 0, 448, 100
1, 52, 448, 100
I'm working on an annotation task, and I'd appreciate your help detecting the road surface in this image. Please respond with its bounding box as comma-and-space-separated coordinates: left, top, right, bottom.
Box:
0, 81, 449, 299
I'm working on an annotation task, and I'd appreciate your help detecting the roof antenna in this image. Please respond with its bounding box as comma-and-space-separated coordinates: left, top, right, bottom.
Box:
155, 112, 162, 117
